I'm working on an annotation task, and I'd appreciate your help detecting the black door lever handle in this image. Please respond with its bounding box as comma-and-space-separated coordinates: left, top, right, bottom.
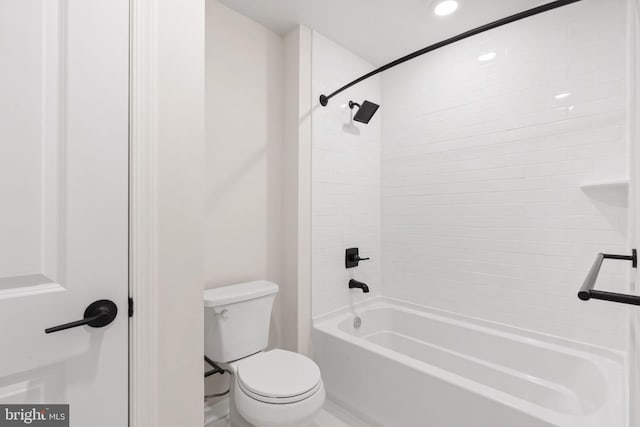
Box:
45, 300, 118, 334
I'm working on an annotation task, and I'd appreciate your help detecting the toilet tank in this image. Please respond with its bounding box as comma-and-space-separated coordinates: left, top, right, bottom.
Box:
204, 281, 278, 363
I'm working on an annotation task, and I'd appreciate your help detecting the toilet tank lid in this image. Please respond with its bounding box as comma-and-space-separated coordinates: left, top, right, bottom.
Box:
204, 280, 279, 307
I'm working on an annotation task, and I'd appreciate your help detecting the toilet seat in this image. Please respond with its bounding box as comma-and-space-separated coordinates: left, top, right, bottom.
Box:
236, 349, 322, 404
238, 378, 322, 404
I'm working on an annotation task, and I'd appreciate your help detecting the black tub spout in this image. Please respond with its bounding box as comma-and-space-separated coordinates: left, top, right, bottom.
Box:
349, 279, 370, 293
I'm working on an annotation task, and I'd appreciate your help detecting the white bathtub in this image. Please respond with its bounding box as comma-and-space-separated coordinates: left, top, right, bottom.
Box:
313, 297, 626, 427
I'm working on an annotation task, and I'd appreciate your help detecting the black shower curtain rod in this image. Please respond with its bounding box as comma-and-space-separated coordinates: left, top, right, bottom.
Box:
319, 0, 584, 107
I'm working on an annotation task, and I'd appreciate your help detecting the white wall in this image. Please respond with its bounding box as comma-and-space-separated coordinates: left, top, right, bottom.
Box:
205, 0, 285, 396
381, 0, 630, 349
311, 33, 382, 316
205, 0, 283, 293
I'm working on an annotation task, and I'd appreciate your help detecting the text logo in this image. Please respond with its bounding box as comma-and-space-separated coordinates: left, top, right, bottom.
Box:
0, 405, 68, 426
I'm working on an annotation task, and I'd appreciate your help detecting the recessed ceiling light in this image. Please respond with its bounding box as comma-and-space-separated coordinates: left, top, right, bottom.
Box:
477, 51, 496, 62
554, 92, 571, 100
434, 0, 459, 16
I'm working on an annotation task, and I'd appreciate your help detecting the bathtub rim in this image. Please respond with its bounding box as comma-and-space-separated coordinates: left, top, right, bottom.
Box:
313, 296, 626, 364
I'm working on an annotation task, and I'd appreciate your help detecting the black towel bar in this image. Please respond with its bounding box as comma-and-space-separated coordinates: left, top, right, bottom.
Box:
578, 250, 639, 306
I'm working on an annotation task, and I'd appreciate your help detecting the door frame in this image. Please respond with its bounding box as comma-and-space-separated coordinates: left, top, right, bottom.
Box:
129, 0, 157, 424
129, 0, 206, 426
629, 1, 640, 425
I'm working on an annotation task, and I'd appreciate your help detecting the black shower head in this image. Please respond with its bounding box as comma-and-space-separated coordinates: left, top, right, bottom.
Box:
349, 100, 379, 124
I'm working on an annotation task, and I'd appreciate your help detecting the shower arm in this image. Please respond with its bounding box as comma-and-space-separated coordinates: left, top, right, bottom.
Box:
319, 0, 584, 107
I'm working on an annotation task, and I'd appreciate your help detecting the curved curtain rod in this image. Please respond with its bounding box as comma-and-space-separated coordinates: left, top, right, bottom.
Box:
319, 0, 584, 107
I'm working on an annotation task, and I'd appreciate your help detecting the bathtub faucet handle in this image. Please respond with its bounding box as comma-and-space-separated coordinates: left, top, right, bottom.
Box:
345, 248, 371, 268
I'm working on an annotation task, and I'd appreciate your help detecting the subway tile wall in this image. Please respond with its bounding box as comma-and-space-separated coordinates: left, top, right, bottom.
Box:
381, 0, 630, 349
312, 32, 382, 316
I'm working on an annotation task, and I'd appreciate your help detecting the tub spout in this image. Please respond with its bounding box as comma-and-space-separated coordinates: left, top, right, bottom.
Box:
349, 279, 370, 293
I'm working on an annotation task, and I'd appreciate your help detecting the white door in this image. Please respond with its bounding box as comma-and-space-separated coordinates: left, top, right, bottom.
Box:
0, 0, 129, 425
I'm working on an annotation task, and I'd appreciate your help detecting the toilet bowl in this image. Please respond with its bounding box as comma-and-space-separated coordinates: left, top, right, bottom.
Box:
229, 349, 325, 427
204, 281, 325, 427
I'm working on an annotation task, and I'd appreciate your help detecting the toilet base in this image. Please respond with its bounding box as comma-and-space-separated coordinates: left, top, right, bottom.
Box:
229, 385, 253, 427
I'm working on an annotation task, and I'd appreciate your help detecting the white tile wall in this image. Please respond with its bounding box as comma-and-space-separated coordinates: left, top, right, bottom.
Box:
381, 0, 630, 349
312, 32, 382, 316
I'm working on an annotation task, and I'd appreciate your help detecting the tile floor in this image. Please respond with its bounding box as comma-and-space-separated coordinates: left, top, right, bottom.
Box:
206, 399, 370, 427
308, 401, 370, 427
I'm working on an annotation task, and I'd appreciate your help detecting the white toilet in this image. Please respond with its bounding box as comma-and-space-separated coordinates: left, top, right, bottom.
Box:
204, 281, 325, 427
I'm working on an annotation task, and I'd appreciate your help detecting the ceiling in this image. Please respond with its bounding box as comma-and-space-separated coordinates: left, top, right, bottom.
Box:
216, 0, 558, 65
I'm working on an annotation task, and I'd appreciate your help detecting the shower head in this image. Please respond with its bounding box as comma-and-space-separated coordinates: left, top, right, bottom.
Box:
349, 100, 379, 124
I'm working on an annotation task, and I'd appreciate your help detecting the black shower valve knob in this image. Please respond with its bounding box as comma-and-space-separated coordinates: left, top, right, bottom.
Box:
345, 248, 370, 269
